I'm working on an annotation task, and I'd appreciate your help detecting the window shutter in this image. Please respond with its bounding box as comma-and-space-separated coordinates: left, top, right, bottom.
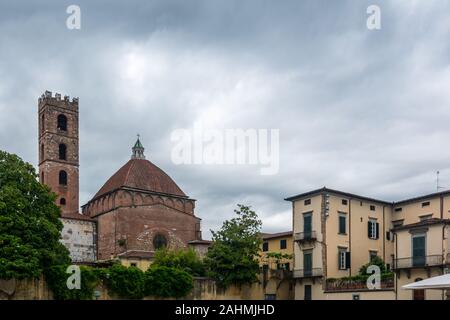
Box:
368, 221, 371, 238
345, 252, 351, 269
376, 223, 380, 239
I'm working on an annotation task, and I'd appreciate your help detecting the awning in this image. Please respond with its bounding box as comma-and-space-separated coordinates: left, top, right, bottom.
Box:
402, 274, 450, 290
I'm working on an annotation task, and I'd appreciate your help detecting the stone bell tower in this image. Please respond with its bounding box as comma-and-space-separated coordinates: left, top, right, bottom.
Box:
38, 91, 79, 215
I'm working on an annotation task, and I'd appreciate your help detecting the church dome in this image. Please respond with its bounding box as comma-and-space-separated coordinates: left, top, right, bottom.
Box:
93, 138, 187, 199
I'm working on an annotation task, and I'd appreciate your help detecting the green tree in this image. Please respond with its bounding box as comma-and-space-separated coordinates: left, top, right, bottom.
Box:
204, 204, 262, 288
0, 151, 70, 280
152, 248, 206, 277
103, 264, 145, 299
358, 256, 388, 275
144, 265, 193, 298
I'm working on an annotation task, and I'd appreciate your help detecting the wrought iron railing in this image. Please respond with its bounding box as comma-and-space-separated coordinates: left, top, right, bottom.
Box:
393, 255, 443, 269
294, 231, 317, 242
293, 268, 323, 278
326, 276, 394, 292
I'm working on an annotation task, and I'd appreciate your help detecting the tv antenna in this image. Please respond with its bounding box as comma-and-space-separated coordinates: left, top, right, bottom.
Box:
437, 171, 444, 192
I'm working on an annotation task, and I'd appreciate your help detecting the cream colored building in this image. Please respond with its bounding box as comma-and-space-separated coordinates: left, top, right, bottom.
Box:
258, 231, 294, 300
285, 187, 450, 300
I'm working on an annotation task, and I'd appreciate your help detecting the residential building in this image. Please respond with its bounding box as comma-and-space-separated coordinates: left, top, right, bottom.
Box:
285, 187, 450, 300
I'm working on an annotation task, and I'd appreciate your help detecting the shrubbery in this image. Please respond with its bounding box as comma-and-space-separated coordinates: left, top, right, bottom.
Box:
152, 248, 206, 277
144, 265, 193, 298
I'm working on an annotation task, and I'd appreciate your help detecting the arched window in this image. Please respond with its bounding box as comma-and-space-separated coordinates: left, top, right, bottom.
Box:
153, 234, 168, 250
60, 198, 66, 205
41, 172, 44, 183
59, 144, 67, 160
59, 170, 67, 186
57, 114, 67, 131
40, 144, 44, 161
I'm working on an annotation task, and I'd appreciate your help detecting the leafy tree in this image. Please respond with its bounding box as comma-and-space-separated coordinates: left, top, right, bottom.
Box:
152, 248, 206, 277
358, 255, 389, 275
103, 264, 145, 299
0, 151, 70, 280
204, 204, 262, 288
144, 265, 193, 298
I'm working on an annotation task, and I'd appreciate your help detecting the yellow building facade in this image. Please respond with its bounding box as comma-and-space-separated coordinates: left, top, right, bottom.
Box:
286, 187, 450, 300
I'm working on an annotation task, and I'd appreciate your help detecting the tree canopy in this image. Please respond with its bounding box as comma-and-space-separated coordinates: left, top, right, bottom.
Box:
0, 150, 70, 279
205, 204, 262, 288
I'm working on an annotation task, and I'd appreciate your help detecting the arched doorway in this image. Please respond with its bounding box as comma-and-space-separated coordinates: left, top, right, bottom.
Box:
413, 278, 425, 300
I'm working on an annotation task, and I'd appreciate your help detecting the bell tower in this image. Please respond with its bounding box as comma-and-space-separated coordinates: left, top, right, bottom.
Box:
38, 91, 79, 215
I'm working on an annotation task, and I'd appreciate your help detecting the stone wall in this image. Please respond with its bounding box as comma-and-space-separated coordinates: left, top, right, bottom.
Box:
61, 218, 97, 263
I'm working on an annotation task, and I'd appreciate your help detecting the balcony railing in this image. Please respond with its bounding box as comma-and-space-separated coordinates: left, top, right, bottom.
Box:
294, 231, 317, 242
293, 268, 323, 279
326, 277, 394, 292
393, 255, 443, 270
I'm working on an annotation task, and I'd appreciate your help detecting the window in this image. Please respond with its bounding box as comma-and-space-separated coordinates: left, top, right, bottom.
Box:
277, 262, 290, 270
130, 263, 137, 267
422, 201, 430, 207
59, 144, 67, 160
370, 205, 376, 211
41, 172, 44, 183
368, 219, 379, 239
342, 199, 348, 205
338, 213, 346, 234
40, 144, 44, 161
369, 251, 378, 262
303, 251, 312, 276
262, 242, 269, 252
41, 113, 45, 132
59, 170, 67, 185
280, 239, 287, 249
303, 212, 312, 238
60, 198, 66, 205
304, 199, 311, 205
392, 220, 404, 228
413, 278, 425, 300
412, 234, 426, 267
386, 231, 391, 241
304, 285, 312, 300
420, 214, 433, 222
153, 234, 167, 250
394, 207, 402, 212
57, 114, 67, 131
338, 248, 350, 270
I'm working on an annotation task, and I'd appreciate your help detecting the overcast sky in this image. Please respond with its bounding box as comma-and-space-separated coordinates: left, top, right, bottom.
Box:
1, 0, 450, 238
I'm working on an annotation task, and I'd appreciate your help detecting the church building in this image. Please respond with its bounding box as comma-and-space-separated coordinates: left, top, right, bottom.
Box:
38, 91, 209, 268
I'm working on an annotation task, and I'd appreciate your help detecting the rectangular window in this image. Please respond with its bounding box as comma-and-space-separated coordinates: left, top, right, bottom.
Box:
412, 235, 426, 267
370, 205, 376, 211
395, 207, 402, 212
369, 251, 378, 262
368, 219, 379, 239
303, 251, 312, 276
420, 214, 433, 222
342, 199, 348, 205
304, 285, 312, 301
304, 199, 311, 205
422, 201, 430, 207
262, 242, 269, 252
338, 248, 350, 270
386, 231, 391, 241
303, 213, 312, 238
338, 214, 346, 234
280, 239, 287, 249
265, 294, 276, 300
392, 220, 404, 228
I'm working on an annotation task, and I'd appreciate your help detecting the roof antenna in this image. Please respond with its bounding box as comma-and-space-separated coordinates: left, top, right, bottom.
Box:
437, 171, 444, 192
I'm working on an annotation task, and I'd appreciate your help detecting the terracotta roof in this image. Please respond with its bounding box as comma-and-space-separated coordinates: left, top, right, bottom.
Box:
61, 212, 95, 222
393, 218, 450, 231
117, 250, 155, 259
261, 231, 293, 240
93, 159, 187, 199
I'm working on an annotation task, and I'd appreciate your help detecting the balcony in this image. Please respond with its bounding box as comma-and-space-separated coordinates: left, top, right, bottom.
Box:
293, 268, 323, 279
326, 276, 394, 292
294, 231, 317, 243
393, 255, 444, 270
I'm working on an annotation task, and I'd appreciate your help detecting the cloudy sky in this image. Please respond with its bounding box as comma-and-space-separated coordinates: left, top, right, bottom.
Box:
1, 0, 450, 238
